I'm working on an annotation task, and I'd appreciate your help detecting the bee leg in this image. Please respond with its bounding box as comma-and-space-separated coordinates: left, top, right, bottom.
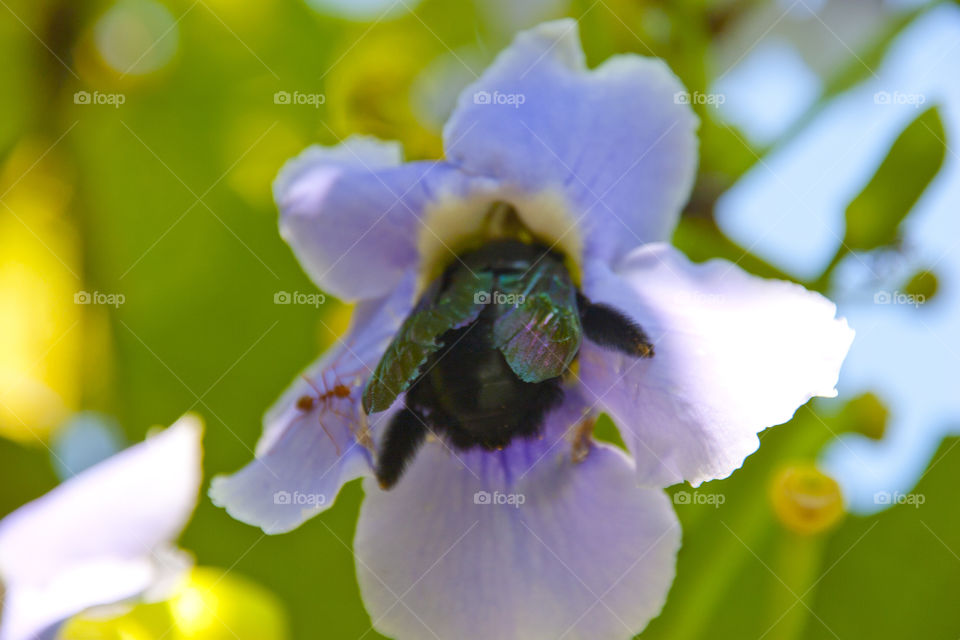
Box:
576, 293, 655, 358
374, 406, 430, 490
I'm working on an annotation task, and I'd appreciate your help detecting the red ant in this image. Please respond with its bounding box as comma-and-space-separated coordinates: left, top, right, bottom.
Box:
296, 376, 355, 456
296, 384, 351, 410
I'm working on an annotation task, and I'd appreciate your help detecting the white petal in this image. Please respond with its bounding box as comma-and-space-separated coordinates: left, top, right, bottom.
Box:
444, 19, 698, 265
275, 135, 472, 301
1, 558, 156, 640
579, 245, 854, 487
0, 416, 201, 586
0, 416, 202, 640
355, 398, 680, 640
209, 276, 415, 534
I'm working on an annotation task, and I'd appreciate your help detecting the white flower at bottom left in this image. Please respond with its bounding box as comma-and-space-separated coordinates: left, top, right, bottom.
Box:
0, 415, 203, 640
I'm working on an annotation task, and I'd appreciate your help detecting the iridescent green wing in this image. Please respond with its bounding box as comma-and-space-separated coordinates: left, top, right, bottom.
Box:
362, 269, 494, 413
493, 261, 582, 383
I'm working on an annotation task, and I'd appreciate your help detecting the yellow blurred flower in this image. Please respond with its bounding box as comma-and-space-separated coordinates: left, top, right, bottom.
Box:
325, 30, 442, 160
317, 300, 353, 351
770, 463, 845, 535
0, 139, 82, 443
59, 567, 288, 640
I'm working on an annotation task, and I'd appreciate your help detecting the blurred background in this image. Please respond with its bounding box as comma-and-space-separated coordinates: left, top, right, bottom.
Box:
1, 0, 958, 638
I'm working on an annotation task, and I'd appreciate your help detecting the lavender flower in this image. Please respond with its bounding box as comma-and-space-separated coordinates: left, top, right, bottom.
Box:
211, 20, 852, 640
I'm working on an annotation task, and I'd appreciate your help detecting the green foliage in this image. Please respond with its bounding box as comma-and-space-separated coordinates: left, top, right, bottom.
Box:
0, 438, 58, 515
641, 404, 848, 640
807, 436, 960, 640
834, 392, 889, 440
904, 268, 939, 302
642, 402, 960, 640
821, 7, 928, 104
673, 216, 795, 281
844, 107, 946, 251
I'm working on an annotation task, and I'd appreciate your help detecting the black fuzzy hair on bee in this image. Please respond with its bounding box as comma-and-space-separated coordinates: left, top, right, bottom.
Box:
576, 292, 655, 359
373, 407, 429, 490
373, 304, 566, 489
367, 238, 652, 490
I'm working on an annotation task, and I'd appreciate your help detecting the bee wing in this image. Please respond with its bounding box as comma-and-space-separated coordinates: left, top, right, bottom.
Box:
362, 270, 494, 413
493, 262, 582, 383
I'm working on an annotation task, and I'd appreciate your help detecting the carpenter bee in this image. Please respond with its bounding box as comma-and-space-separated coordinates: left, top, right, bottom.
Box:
363, 227, 654, 489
